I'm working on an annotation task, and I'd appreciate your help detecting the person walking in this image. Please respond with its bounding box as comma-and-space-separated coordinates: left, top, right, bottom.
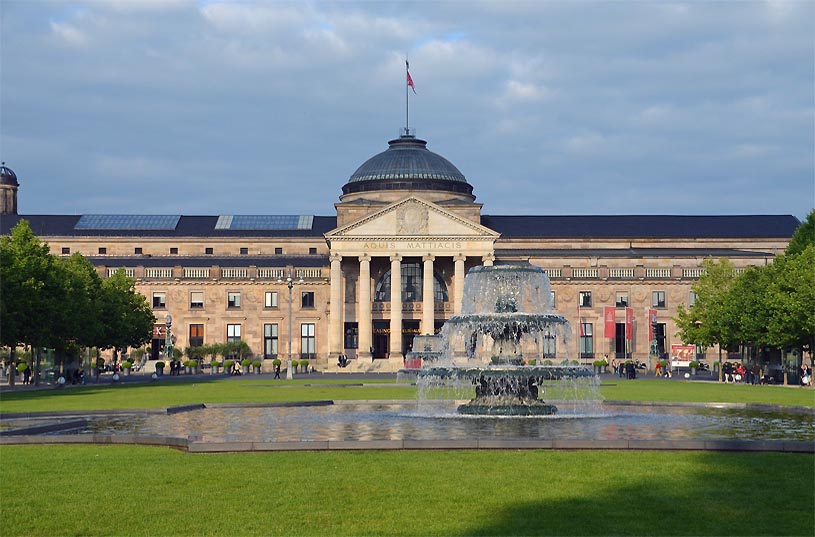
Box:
274, 363, 281, 380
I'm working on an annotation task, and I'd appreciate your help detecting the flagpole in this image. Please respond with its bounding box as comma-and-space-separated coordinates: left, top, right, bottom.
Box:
405, 56, 409, 135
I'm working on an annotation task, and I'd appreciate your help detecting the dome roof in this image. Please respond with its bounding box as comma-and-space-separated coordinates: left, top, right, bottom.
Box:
342, 135, 472, 197
0, 163, 18, 187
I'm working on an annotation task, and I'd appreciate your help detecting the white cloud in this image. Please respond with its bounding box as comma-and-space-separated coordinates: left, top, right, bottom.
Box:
49, 20, 88, 46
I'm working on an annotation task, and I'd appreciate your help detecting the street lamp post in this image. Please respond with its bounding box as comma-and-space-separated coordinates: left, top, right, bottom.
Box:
278, 270, 304, 380
165, 314, 173, 363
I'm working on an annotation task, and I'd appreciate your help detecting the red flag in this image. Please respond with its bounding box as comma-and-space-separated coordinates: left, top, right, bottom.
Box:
603, 306, 615, 339
406, 62, 416, 94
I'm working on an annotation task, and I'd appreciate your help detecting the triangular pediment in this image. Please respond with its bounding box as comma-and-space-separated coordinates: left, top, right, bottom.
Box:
325, 196, 499, 240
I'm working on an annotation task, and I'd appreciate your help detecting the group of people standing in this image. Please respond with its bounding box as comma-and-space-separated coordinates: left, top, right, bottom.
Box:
610, 358, 639, 379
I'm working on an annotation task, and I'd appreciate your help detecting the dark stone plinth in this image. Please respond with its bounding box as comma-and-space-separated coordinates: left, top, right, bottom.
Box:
457, 401, 558, 416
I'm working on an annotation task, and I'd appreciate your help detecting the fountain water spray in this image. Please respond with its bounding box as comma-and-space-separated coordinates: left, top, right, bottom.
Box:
415, 264, 601, 415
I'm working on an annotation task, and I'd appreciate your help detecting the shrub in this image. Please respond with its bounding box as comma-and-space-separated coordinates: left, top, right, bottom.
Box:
300, 359, 310, 368
252, 360, 262, 368
543, 360, 553, 366
592, 360, 605, 367
241, 359, 252, 367
527, 359, 536, 366
272, 359, 282, 367
155, 361, 165, 369
689, 361, 700, 368
17, 363, 27, 373
570, 360, 580, 366
189, 360, 198, 368
223, 360, 234, 370
121, 360, 133, 369
131, 348, 145, 360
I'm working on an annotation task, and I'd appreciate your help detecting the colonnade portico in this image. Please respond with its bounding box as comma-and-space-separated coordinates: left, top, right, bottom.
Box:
325, 250, 497, 363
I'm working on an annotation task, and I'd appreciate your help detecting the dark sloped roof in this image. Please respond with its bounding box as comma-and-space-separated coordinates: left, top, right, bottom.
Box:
495, 247, 775, 258
1, 215, 337, 238
482, 215, 800, 239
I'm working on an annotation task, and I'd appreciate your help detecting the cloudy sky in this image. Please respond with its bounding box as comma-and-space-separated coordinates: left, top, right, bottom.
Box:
1, 0, 813, 219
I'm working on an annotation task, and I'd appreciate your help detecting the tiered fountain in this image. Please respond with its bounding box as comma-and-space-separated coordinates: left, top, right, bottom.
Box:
417, 264, 598, 416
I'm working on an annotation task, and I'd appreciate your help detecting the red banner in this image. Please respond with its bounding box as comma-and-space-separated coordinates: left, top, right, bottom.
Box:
648, 309, 658, 341
625, 307, 634, 340
603, 306, 616, 338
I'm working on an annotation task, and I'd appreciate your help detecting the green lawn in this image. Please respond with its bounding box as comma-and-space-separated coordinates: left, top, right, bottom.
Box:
1, 377, 813, 414
1, 446, 811, 536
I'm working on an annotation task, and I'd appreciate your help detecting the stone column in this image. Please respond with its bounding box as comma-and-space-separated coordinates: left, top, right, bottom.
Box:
422, 255, 435, 334
358, 255, 372, 361
454, 254, 466, 315
329, 254, 343, 358
482, 253, 495, 267
389, 254, 403, 360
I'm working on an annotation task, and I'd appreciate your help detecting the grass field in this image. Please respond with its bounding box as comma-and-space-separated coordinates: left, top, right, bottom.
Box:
1, 447, 812, 536
1, 377, 813, 413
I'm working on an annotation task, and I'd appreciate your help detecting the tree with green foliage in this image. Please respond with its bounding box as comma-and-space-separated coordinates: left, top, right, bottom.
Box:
675, 258, 739, 381
785, 209, 814, 257
765, 244, 815, 353
98, 269, 155, 353
0, 220, 67, 385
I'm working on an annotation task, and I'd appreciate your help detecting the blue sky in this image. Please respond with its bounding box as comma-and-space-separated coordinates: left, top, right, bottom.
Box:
1, 0, 813, 219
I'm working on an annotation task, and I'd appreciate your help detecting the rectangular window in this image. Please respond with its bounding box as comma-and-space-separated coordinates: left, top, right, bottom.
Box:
170, 247, 178, 255
344, 322, 359, 349
579, 322, 594, 358
578, 291, 592, 308
652, 291, 666, 308
264, 291, 278, 308
227, 291, 241, 308
240, 247, 249, 255
301, 291, 315, 309
98, 247, 107, 255
274, 247, 283, 255
61, 247, 70, 255
134, 247, 143, 255
189, 324, 204, 347
615, 293, 629, 308
543, 331, 556, 358
549, 291, 556, 308
190, 291, 204, 309
309, 247, 317, 255
301, 323, 316, 359
264, 323, 278, 358
688, 291, 697, 307
227, 324, 241, 344
205, 247, 213, 255
152, 292, 166, 308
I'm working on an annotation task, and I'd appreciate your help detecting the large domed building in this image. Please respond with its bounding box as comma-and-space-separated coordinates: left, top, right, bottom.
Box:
0, 132, 801, 376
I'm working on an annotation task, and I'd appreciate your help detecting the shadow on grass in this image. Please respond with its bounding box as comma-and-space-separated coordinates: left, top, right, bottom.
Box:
460, 452, 814, 537
0, 376, 224, 403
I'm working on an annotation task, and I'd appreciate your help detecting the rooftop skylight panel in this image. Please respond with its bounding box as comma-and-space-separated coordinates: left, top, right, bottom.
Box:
214, 215, 314, 230
75, 215, 181, 230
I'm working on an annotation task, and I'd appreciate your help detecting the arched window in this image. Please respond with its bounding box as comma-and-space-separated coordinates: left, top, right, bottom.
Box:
374, 262, 449, 303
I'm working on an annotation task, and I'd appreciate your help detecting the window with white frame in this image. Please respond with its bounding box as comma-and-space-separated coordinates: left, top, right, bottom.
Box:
152, 292, 166, 308
190, 291, 204, 309
549, 291, 556, 308
227, 324, 241, 344
301, 323, 316, 359
652, 291, 666, 308
227, 291, 241, 308
579, 322, 594, 358
689, 291, 697, 307
265, 291, 278, 308
264, 323, 278, 358
301, 291, 315, 309
615, 293, 629, 308
578, 291, 592, 308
